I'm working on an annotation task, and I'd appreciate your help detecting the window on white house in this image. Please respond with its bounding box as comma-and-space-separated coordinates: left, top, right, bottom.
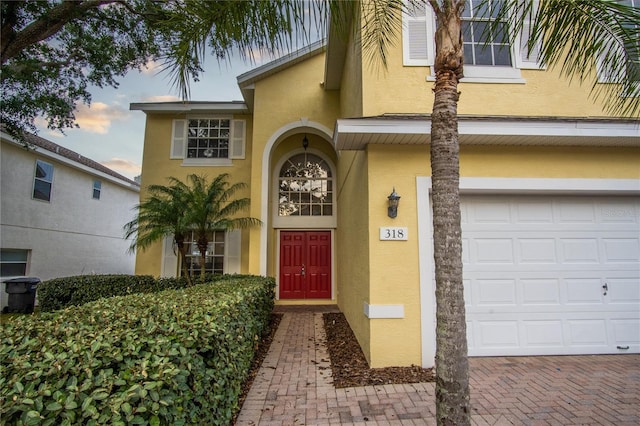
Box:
181, 231, 226, 276
278, 153, 333, 217
0, 249, 29, 277
33, 160, 53, 202
92, 180, 102, 200
171, 118, 246, 165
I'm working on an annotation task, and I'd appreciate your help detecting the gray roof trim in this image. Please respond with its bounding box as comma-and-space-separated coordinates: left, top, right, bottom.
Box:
1, 131, 140, 190
237, 39, 327, 86
130, 101, 249, 114
334, 115, 640, 150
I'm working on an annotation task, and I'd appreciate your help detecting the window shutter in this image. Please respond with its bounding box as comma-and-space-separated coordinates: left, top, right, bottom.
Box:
224, 230, 242, 274
230, 119, 246, 159
518, 18, 543, 69
171, 120, 187, 159
402, 2, 435, 66
161, 236, 178, 278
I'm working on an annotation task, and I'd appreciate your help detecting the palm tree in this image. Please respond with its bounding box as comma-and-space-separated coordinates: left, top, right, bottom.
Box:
180, 173, 261, 279
124, 179, 195, 286
157, 1, 639, 424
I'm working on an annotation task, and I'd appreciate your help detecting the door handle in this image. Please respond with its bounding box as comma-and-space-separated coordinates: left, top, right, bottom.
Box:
301, 264, 306, 277
602, 282, 608, 296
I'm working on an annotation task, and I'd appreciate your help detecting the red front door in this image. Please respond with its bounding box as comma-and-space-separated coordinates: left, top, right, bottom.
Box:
279, 231, 331, 299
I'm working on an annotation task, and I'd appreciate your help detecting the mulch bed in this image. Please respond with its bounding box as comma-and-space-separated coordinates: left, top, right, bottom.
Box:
323, 312, 434, 388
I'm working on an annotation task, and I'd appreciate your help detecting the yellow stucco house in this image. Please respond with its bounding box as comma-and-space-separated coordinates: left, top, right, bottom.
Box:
131, 5, 640, 368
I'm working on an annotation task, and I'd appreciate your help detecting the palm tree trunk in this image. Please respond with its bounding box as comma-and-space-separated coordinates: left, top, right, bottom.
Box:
430, 1, 470, 425
174, 233, 193, 286
196, 234, 209, 280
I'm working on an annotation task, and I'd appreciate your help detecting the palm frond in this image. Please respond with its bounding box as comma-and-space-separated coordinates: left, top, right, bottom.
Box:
497, 0, 640, 117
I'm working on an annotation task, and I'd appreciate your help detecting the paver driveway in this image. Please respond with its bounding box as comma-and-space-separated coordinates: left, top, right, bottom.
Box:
236, 310, 640, 425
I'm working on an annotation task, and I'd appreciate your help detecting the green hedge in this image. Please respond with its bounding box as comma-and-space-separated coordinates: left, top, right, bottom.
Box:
37, 275, 189, 312
1, 276, 276, 426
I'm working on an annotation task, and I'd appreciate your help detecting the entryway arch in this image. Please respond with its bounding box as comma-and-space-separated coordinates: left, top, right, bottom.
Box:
262, 120, 336, 301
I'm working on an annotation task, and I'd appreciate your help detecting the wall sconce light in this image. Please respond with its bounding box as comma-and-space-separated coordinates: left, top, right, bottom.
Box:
387, 187, 401, 218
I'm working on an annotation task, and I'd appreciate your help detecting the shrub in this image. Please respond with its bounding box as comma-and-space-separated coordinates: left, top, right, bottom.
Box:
37, 275, 189, 312
1, 276, 275, 426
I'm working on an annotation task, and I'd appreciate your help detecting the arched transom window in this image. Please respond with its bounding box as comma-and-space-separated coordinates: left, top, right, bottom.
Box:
278, 153, 333, 216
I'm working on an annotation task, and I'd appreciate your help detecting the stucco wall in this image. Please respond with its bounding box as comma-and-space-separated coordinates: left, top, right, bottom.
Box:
339, 29, 364, 118
336, 150, 372, 361
460, 145, 640, 179
0, 141, 138, 308
365, 144, 430, 367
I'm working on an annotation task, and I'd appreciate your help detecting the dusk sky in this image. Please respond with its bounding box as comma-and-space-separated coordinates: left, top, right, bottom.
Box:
35, 55, 267, 180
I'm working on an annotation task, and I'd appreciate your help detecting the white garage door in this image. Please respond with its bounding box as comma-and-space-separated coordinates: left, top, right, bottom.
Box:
462, 195, 640, 356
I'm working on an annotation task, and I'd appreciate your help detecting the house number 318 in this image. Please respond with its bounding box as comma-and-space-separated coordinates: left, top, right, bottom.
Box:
379, 227, 408, 241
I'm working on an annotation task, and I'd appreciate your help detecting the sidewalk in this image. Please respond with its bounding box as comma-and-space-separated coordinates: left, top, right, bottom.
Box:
236, 310, 640, 425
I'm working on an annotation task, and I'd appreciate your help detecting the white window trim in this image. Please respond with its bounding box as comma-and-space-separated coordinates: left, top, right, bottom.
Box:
170, 116, 245, 166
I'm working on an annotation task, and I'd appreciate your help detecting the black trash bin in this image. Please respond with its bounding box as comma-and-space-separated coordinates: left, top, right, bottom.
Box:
3, 277, 40, 313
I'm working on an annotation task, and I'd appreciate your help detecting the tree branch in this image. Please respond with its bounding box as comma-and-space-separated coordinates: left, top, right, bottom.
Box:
1, 0, 115, 64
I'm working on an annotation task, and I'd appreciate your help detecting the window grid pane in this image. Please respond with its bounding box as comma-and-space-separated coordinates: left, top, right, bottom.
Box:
181, 231, 225, 276
462, 0, 512, 67
186, 119, 231, 159
278, 153, 333, 217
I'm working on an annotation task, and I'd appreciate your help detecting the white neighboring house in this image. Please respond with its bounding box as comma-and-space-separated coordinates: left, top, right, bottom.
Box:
0, 130, 140, 310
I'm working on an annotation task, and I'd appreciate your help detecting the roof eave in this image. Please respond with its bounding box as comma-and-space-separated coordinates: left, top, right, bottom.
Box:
129, 101, 249, 114
334, 115, 640, 150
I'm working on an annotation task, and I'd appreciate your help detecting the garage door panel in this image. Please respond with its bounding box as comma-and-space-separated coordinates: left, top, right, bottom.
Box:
462, 195, 640, 356
608, 278, 640, 304
611, 319, 640, 346
519, 239, 557, 263
523, 320, 564, 347
567, 320, 608, 346
560, 238, 600, 263
475, 321, 520, 348
565, 278, 604, 304
521, 279, 561, 305
603, 238, 640, 262
474, 239, 514, 263
475, 279, 517, 305
558, 201, 597, 223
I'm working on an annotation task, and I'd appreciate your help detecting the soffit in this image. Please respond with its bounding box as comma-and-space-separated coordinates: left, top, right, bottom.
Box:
334, 115, 640, 150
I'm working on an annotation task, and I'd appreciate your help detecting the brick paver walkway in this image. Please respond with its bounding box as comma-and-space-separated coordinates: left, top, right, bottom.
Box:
236, 310, 640, 425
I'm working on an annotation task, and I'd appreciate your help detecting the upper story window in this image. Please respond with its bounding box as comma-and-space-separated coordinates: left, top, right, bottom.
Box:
278, 153, 333, 217
402, 0, 542, 82
92, 179, 102, 200
462, 0, 511, 66
187, 118, 230, 159
33, 160, 53, 202
170, 117, 246, 166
